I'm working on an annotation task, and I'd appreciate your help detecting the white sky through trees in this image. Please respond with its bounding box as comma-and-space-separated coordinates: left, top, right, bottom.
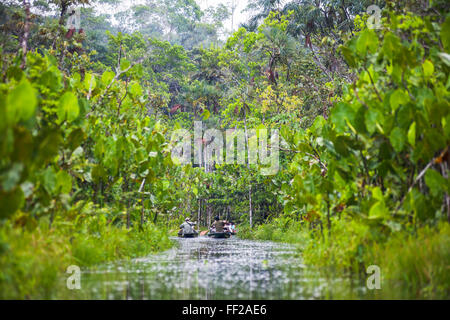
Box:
93, 0, 250, 33
198, 0, 250, 30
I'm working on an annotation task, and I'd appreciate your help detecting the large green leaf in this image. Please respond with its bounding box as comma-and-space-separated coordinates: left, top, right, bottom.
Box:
37, 129, 63, 165
84, 73, 97, 91
7, 79, 37, 122
201, 109, 210, 120
120, 59, 131, 71
0, 188, 24, 219
12, 126, 33, 162
407, 122, 416, 147
369, 201, 388, 219
130, 82, 143, 97
56, 170, 72, 194
101, 71, 115, 84
91, 164, 107, 184
67, 128, 86, 152
334, 135, 352, 157
424, 169, 446, 197
441, 15, 450, 51
389, 127, 406, 153
382, 32, 401, 61
42, 166, 56, 194
340, 46, 357, 68
422, 60, 434, 78
390, 89, 409, 111
330, 102, 355, 133
57, 92, 79, 123
356, 29, 379, 56
365, 108, 383, 134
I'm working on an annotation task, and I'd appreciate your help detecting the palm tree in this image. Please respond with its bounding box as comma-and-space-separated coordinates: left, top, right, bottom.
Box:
243, 0, 284, 31
257, 25, 298, 82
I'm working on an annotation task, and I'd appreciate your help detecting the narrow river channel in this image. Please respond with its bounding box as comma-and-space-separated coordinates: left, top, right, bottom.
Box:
70, 236, 373, 299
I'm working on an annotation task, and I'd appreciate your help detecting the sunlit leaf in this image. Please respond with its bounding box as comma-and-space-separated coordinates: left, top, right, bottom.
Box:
57, 92, 79, 123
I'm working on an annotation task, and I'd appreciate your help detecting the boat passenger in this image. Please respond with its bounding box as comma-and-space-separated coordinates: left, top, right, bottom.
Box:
229, 222, 236, 233
180, 218, 196, 236
211, 216, 225, 233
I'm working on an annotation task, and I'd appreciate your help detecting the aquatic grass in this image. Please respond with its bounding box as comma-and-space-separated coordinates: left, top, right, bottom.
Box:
368, 222, 450, 299
240, 216, 450, 299
301, 217, 371, 272
0, 222, 73, 299
0, 206, 173, 299
238, 218, 308, 245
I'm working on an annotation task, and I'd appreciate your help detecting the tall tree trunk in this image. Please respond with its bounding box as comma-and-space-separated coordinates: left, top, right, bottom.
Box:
126, 199, 130, 229
249, 184, 253, 228
49, 206, 56, 229
326, 199, 331, 236
124, 177, 130, 229
20, 0, 31, 69
99, 180, 104, 208
243, 108, 249, 170
243, 107, 252, 228
198, 199, 201, 226
140, 194, 144, 226
441, 162, 450, 223
207, 202, 211, 227
58, 0, 69, 26
139, 179, 146, 226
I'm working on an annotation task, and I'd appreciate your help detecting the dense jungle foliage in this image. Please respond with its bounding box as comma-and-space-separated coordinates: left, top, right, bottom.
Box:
0, 0, 449, 299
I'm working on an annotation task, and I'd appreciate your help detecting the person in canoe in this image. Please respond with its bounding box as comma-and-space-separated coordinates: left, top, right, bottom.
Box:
179, 217, 198, 237
224, 221, 229, 232
211, 216, 225, 233
208, 216, 232, 238
228, 221, 236, 235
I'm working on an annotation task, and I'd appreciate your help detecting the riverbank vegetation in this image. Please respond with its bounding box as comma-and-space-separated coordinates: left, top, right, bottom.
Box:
1, 0, 449, 299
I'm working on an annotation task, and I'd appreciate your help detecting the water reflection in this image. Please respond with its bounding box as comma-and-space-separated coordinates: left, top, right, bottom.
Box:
71, 237, 372, 299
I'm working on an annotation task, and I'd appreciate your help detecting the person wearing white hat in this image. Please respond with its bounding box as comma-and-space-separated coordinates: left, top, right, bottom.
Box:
179, 217, 196, 237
